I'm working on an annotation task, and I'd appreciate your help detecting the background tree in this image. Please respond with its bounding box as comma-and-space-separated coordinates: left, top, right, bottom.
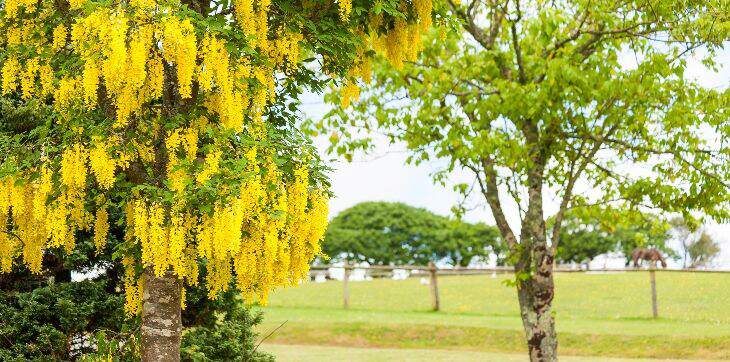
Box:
323, 201, 501, 266
551, 207, 673, 268
687, 231, 721, 268
321, 1, 729, 360
613, 214, 675, 266
551, 210, 618, 268
438, 218, 503, 267
0, 0, 440, 358
669, 216, 720, 268
669, 216, 696, 268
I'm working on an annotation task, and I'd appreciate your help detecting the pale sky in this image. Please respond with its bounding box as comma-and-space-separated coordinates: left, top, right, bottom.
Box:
302, 47, 730, 269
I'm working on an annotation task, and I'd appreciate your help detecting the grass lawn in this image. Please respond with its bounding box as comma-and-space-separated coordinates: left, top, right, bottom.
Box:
254, 272, 730, 360
259, 344, 726, 362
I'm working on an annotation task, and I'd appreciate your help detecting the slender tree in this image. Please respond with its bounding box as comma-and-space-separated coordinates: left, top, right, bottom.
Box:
669, 216, 719, 268
669, 216, 695, 268
687, 230, 720, 268
0, 0, 437, 358
323, 1, 729, 360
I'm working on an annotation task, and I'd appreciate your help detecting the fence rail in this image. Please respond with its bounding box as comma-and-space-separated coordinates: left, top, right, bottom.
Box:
308, 264, 730, 316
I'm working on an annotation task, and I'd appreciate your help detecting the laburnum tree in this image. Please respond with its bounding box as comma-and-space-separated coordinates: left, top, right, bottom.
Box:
322, 0, 729, 360
0, 0, 438, 359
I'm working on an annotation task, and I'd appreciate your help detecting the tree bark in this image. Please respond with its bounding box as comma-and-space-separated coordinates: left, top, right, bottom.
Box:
516, 217, 558, 361
516, 153, 558, 362
516, 213, 559, 362
141, 269, 182, 362
517, 269, 558, 361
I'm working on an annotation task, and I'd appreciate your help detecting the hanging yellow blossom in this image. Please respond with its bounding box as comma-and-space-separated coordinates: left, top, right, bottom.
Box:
89, 141, 116, 189
1, 57, 19, 95
338, 0, 352, 21
52, 24, 67, 50
94, 207, 110, 252
0, 0, 431, 315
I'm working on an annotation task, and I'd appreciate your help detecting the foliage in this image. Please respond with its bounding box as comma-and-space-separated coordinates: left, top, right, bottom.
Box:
319, 0, 728, 355
323, 201, 501, 266
553, 216, 618, 266
0, 219, 271, 361
0, 279, 126, 360
0, 227, 126, 360
687, 231, 720, 268
438, 218, 504, 267
321, 0, 729, 257
551, 207, 674, 266
669, 216, 720, 268
323, 201, 444, 265
181, 303, 273, 362
0, 0, 442, 326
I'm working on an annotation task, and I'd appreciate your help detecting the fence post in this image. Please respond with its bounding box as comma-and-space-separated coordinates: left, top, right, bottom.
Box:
428, 261, 440, 312
649, 264, 658, 318
343, 260, 350, 309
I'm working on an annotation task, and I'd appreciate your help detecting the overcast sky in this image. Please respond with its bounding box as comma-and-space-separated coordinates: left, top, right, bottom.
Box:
302, 47, 730, 269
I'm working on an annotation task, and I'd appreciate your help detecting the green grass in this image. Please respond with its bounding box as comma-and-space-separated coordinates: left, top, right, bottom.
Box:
260, 344, 726, 362
254, 272, 730, 359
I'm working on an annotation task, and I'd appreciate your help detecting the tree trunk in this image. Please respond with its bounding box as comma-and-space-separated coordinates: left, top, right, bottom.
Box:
517, 272, 558, 361
141, 269, 182, 362
517, 178, 558, 361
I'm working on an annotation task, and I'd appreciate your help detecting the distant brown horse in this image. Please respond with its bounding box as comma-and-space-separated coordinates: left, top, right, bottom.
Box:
629, 248, 667, 268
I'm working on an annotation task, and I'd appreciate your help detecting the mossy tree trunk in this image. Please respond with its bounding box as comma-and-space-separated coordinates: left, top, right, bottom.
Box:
514, 145, 558, 362
516, 255, 557, 361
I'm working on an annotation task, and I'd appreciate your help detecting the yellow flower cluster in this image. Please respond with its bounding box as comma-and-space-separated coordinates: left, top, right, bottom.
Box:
116, 159, 328, 305
33, 6, 282, 132
130, 201, 198, 279
373, 18, 424, 70
199, 36, 247, 131
165, 127, 199, 195
0, 167, 71, 272
52, 24, 67, 50
3, 0, 37, 18
94, 207, 110, 252
68, 10, 158, 125
414, 0, 433, 32
270, 31, 303, 72
196, 150, 223, 185
130, 0, 156, 10
82, 62, 99, 107
52, 145, 92, 251
233, 0, 271, 50
341, 79, 361, 108
338, 0, 352, 21
0, 139, 124, 275
337, 0, 432, 107
0, 0, 434, 317
161, 16, 197, 99
122, 256, 144, 315
6, 26, 20, 46
55, 77, 82, 111
1, 57, 19, 95
70, 0, 87, 10
89, 139, 117, 189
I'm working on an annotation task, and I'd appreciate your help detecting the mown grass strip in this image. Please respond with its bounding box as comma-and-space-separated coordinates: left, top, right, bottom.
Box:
259, 321, 730, 360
